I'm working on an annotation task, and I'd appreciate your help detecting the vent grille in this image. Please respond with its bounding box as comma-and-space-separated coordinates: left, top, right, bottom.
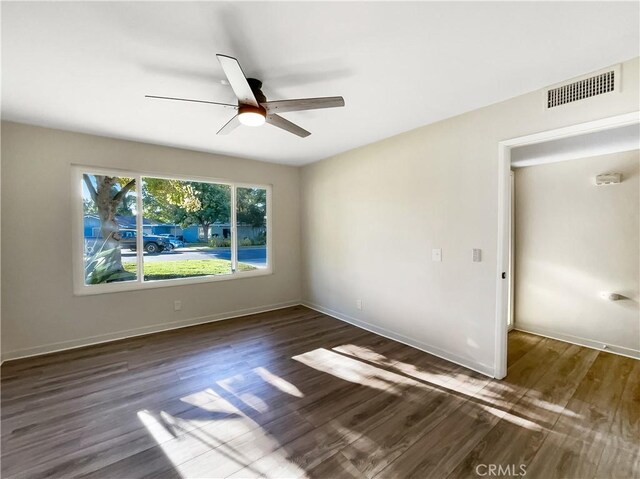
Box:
547, 70, 616, 108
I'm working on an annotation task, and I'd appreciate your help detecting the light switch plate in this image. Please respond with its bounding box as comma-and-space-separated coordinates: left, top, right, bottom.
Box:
432, 248, 442, 262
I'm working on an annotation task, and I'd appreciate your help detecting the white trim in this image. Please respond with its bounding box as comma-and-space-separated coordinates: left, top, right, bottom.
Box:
135, 173, 144, 281
303, 301, 495, 378
231, 184, 238, 272
508, 170, 515, 333
500, 111, 640, 149
267, 186, 272, 273
495, 111, 640, 379
495, 141, 511, 379
515, 325, 640, 361
71, 165, 272, 295
74, 268, 273, 295
71, 166, 85, 294
1, 300, 300, 362
74, 164, 239, 187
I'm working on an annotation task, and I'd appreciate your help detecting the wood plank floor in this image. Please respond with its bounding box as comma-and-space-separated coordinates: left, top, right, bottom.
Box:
1, 306, 637, 478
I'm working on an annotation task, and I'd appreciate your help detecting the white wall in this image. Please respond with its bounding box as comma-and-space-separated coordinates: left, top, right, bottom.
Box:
514, 150, 639, 358
301, 57, 640, 376
1, 122, 301, 360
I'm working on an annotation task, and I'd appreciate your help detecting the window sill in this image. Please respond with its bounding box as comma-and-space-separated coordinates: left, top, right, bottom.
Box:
73, 268, 272, 296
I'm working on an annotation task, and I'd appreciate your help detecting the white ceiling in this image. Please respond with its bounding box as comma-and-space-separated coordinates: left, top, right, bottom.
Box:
2, 2, 639, 166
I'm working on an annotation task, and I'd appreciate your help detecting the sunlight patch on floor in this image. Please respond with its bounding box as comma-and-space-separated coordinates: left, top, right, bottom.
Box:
332, 343, 467, 392
226, 448, 307, 479
519, 395, 581, 417
392, 358, 457, 388
138, 400, 270, 477
293, 347, 427, 396
330, 344, 487, 399
170, 416, 308, 478
137, 363, 314, 478
138, 344, 527, 478
332, 344, 394, 366
214, 377, 271, 414
254, 366, 304, 398
180, 388, 225, 407
136, 409, 218, 473
493, 407, 546, 431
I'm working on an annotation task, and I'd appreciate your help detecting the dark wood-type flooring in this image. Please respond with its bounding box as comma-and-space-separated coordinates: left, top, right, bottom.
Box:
1, 306, 638, 478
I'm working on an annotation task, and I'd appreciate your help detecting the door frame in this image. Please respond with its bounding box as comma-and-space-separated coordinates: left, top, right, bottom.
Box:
493, 111, 640, 379
508, 170, 515, 333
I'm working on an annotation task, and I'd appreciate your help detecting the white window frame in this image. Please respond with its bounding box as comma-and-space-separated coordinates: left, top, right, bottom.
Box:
72, 165, 273, 296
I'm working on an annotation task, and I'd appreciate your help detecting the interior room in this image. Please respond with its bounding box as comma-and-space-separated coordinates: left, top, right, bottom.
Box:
1, 2, 638, 478
510, 127, 640, 362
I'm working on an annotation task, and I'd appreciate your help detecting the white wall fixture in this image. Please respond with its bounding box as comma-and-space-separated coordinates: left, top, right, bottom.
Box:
432, 249, 442, 262
600, 292, 623, 301
595, 172, 622, 185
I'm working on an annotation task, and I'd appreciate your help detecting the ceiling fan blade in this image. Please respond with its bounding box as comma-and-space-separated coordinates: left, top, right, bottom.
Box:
145, 95, 237, 109
261, 96, 345, 114
217, 115, 241, 135
266, 114, 311, 138
216, 54, 259, 107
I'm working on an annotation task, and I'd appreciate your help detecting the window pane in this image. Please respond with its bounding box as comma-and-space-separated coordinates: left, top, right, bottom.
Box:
142, 178, 232, 280
236, 187, 267, 270
82, 174, 138, 285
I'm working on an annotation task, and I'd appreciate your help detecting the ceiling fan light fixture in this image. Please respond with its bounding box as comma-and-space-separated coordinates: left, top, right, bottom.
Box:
238, 105, 266, 127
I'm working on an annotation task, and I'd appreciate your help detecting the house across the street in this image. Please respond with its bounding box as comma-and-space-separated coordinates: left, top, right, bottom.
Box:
83, 215, 265, 244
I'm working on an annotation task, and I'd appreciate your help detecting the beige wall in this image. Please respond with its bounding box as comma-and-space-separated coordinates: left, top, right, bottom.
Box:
1, 122, 301, 359
514, 150, 639, 358
301, 58, 639, 375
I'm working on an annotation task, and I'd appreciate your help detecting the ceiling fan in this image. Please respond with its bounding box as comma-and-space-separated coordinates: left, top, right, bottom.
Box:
146, 54, 345, 138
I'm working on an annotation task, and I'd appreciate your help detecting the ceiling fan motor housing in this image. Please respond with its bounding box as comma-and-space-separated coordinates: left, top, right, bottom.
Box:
247, 78, 267, 104
238, 79, 267, 126
238, 104, 266, 117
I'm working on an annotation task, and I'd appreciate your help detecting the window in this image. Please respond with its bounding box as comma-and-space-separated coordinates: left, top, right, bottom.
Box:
236, 187, 268, 271
74, 167, 271, 294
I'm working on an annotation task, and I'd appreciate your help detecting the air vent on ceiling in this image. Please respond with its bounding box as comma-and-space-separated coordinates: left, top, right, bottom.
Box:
545, 65, 620, 109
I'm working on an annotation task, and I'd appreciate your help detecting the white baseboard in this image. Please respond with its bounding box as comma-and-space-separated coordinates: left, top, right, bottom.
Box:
302, 301, 496, 378
1, 300, 301, 363
515, 323, 640, 360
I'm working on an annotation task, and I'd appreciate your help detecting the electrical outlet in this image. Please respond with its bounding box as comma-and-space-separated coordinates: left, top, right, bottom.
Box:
174, 300, 182, 311
356, 299, 362, 310
472, 248, 482, 262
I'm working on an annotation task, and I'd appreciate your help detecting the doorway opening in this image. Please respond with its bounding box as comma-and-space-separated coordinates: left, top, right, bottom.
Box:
494, 112, 640, 379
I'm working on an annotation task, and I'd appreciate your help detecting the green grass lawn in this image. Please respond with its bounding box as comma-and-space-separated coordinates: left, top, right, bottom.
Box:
124, 259, 256, 280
